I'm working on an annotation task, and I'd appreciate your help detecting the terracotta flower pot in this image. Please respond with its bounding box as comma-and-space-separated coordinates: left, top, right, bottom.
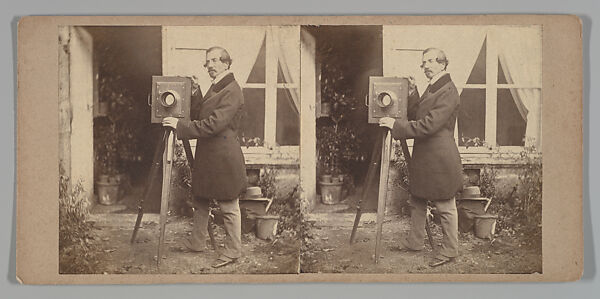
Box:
96, 180, 120, 205
321, 174, 332, 183
331, 175, 344, 184
319, 180, 344, 205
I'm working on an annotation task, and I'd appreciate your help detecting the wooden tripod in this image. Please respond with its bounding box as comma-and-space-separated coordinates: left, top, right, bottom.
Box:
130, 127, 215, 267
349, 128, 434, 264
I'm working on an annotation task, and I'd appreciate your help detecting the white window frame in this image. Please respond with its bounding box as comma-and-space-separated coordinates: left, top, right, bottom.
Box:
240, 29, 299, 165
455, 28, 542, 158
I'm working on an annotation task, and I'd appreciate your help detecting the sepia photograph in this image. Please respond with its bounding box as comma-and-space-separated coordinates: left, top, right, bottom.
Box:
58, 25, 303, 274
57, 23, 543, 275
300, 25, 543, 274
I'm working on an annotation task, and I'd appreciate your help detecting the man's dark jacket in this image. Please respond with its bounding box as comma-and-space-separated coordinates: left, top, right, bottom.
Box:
392, 73, 463, 200
176, 73, 247, 200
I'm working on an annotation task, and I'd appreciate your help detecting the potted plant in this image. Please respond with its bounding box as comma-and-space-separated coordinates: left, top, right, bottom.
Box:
94, 118, 120, 205
316, 46, 364, 204
94, 73, 141, 204
317, 124, 363, 204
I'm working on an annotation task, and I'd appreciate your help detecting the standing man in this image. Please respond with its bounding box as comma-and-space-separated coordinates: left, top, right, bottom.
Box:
162, 46, 247, 268
379, 48, 463, 267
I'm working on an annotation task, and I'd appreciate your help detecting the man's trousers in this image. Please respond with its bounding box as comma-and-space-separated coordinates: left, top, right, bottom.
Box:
189, 196, 242, 260
406, 196, 459, 258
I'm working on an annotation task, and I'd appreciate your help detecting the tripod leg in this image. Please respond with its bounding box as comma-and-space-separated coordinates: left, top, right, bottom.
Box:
131, 130, 168, 243
157, 129, 175, 267
207, 211, 217, 250
349, 203, 363, 244
375, 129, 392, 264
425, 210, 435, 250
182, 139, 194, 165
350, 131, 383, 244
399, 139, 411, 163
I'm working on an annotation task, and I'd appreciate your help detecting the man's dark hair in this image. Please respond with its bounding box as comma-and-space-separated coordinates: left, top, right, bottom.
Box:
423, 48, 449, 71
206, 46, 232, 69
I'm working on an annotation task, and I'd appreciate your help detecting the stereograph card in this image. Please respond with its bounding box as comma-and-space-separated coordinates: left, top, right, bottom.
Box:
16, 15, 582, 284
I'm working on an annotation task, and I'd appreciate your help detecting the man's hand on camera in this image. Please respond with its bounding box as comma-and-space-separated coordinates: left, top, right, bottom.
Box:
191, 75, 201, 96
162, 117, 179, 129
378, 117, 395, 130
408, 75, 417, 95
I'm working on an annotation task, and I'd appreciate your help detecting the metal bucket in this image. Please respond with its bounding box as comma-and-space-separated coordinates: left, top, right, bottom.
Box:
474, 214, 498, 239
255, 215, 279, 240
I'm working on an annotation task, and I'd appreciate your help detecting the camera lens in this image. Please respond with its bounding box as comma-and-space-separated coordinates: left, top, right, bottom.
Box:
381, 94, 392, 107
376, 92, 394, 108
164, 93, 175, 106
160, 91, 178, 107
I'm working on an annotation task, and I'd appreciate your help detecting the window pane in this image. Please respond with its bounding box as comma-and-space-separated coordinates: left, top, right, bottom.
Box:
466, 37, 486, 84
498, 58, 509, 84
276, 88, 300, 145
239, 89, 265, 143
497, 89, 526, 146
277, 62, 289, 83
458, 88, 486, 146
246, 36, 266, 84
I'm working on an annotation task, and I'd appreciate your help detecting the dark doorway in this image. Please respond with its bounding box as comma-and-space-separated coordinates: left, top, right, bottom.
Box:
87, 26, 163, 212
311, 25, 383, 210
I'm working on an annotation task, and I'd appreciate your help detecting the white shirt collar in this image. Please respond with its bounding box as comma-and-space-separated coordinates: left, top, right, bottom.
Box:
429, 71, 448, 85
211, 70, 232, 85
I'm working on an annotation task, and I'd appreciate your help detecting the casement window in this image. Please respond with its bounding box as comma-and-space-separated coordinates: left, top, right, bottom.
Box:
457, 27, 542, 152
163, 26, 300, 165
241, 27, 300, 148
383, 26, 542, 160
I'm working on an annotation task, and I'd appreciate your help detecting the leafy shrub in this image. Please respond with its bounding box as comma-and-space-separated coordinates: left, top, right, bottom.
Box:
258, 168, 277, 199
170, 141, 194, 215
257, 169, 303, 238
515, 145, 543, 232
93, 118, 119, 175
481, 147, 542, 239
479, 165, 498, 199
391, 140, 410, 188
59, 172, 102, 274
478, 165, 516, 233
268, 186, 303, 238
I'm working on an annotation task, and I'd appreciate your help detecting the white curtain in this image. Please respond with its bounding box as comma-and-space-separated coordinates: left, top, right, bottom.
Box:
271, 26, 301, 115
495, 26, 542, 147
165, 26, 266, 93
383, 26, 487, 94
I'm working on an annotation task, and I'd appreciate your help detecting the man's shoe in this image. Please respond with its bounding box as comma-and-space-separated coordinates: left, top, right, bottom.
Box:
211, 256, 237, 268
181, 238, 205, 252
429, 254, 455, 267
391, 238, 423, 252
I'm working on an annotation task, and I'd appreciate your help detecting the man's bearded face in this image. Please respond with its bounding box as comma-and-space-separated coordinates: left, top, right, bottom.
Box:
205, 50, 229, 79
421, 51, 445, 80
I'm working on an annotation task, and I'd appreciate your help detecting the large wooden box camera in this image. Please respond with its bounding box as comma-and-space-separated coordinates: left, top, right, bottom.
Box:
150, 76, 192, 123
367, 76, 409, 124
